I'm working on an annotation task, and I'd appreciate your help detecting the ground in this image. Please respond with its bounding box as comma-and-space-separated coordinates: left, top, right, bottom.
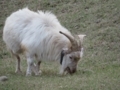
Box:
0, 0, 120, 90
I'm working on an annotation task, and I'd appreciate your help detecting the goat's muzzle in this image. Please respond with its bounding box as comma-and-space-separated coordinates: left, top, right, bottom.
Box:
65, 67, 76, 75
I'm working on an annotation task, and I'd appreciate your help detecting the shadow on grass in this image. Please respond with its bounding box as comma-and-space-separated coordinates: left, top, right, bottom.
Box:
75, 68, 94, 77
3, 67, 94, 79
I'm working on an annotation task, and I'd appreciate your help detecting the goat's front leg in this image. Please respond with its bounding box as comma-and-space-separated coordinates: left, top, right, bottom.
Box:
26, 56, 33, 76
59, 67, 65, 75
32, 61, 42, 76
26, 55, 41, 76
59, 61, 66, 75
35, 61, 42, 75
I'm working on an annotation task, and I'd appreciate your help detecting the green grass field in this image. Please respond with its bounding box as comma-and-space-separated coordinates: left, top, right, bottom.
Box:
0, 0, 120, 90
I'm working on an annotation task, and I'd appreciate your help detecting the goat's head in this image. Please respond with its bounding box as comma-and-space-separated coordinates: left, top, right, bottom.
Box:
60, 31, 86, 74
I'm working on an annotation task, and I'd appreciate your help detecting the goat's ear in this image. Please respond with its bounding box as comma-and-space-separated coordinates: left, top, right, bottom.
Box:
63, 48, 69, 51
77, 34, 86, 44
62, 48, 71, 54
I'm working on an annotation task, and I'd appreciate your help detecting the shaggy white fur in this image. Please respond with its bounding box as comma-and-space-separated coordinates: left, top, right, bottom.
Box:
3, 8, 86, 76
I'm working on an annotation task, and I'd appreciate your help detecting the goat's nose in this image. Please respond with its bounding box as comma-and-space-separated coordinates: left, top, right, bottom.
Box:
71, 68, 76, 73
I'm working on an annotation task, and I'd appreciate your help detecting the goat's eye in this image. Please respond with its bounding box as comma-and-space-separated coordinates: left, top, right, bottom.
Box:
69, 56, 72, 59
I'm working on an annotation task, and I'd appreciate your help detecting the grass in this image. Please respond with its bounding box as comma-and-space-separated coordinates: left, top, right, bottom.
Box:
0, 0, 120, 90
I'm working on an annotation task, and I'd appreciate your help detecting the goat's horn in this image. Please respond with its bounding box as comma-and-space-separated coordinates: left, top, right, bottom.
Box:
59, 31, 78, 49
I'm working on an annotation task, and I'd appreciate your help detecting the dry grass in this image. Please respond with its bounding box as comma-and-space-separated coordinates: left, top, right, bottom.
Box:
0, 0, 120, 90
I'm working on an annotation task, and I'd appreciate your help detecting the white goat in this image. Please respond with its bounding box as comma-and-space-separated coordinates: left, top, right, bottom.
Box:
3, 8, 86, 76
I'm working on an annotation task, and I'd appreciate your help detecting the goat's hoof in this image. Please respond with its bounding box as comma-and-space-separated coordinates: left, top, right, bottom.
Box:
58, 72, 64, 76
15, 70, 22, 74
35, 70, 42, 76
26, 72, 32, 76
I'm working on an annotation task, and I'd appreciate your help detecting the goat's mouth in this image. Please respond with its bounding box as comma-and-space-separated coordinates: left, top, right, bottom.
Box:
65, 67, 76, 74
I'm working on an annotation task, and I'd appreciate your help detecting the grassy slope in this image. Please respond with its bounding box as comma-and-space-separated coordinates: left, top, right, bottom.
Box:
0, 0, 120, 90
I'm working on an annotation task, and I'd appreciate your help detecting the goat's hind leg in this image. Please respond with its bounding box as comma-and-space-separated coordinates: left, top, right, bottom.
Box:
15, 55, 22, 74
